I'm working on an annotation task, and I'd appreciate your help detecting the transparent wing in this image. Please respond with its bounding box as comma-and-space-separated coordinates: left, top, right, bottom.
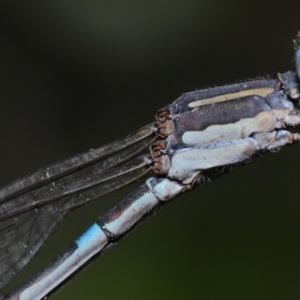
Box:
0, 124, 156, 289
0, 124, 155, 202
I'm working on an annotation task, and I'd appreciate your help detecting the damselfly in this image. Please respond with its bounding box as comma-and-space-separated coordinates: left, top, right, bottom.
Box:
1, 34, 300, 299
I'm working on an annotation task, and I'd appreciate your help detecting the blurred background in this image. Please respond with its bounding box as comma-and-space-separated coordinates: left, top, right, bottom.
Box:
1, 1, 300, 299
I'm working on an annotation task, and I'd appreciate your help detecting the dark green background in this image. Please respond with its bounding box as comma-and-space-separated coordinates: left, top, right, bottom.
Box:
1, 1, 300, 299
